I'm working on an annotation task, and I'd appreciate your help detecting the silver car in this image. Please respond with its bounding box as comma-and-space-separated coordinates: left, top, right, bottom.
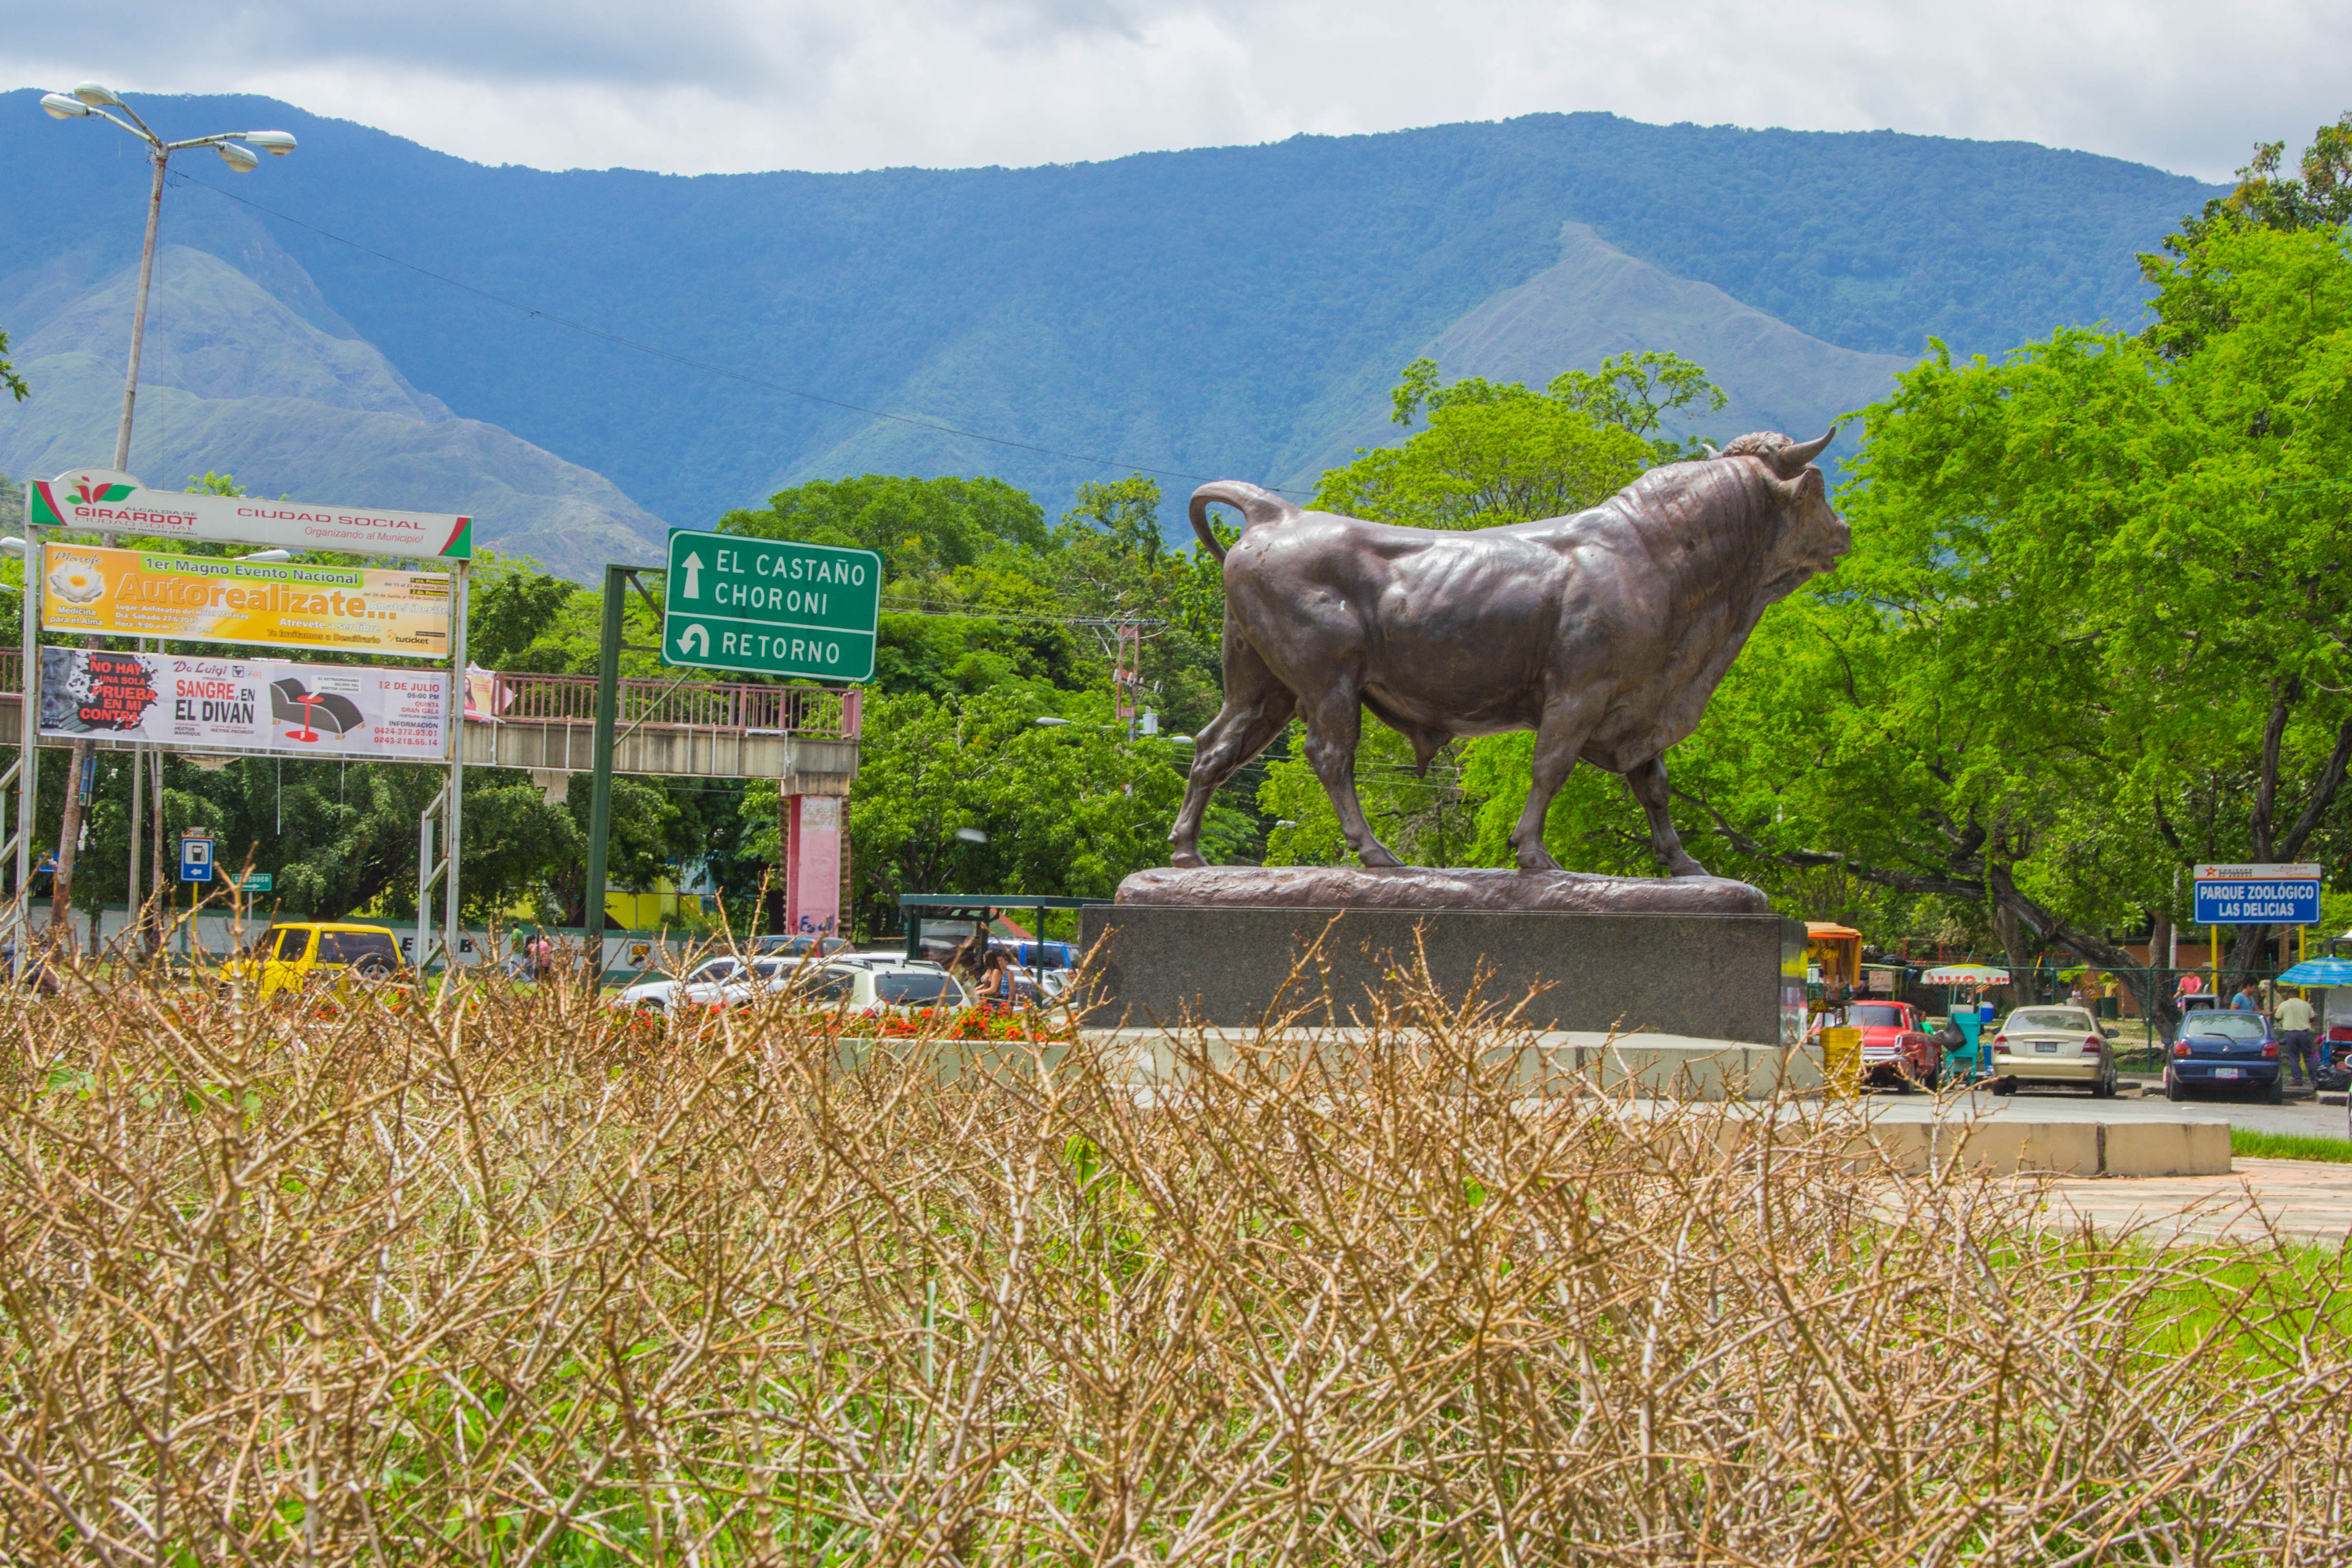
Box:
1989, 1005, 2118, 1096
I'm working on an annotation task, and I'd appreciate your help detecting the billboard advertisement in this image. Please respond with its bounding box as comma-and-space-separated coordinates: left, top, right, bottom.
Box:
29, 468, 471, 561
40, 545, 451, 658
39, 648, 450, 761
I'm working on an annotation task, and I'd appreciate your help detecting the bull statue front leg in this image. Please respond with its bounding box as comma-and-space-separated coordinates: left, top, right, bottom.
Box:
1624, 754, 1710, 878
1302, 692, 1403, 868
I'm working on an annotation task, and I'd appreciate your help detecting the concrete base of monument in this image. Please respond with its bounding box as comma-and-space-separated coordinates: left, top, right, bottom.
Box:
1077, 894, 1806, 1046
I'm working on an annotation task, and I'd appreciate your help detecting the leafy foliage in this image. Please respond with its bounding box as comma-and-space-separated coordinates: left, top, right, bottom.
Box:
1319, 363, 1654, 531
843, 687, 1202, 935
1658, 138, 2352, 1017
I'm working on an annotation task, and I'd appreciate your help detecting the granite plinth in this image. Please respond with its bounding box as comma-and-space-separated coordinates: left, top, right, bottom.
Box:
1117, 865, 1769, 914
1079, 894, 1805, 1045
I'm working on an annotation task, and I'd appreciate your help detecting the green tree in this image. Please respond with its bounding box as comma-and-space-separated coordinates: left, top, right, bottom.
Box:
1546, 350, 1730, 461
1324, 368, 1651, 530
720, 473, 1048, 576
845, 686, 1196, 935
1659, 210, 2352, 1024
0, 327, 26, 405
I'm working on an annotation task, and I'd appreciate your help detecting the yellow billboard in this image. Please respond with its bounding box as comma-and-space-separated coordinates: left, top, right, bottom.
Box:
40, 547, 450, 659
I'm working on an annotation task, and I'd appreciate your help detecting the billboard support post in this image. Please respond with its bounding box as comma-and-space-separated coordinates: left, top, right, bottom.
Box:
418, 780, 448, 976
9, 525, 39, 978
127, 743, 141, 949
583, 565, 628, 960
443, 558, 468, 972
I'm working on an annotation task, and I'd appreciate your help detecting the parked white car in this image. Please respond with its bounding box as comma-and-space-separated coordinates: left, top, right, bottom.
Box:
614, 954, 799, 1014
832, 950, 946, 975
784, 962, 973, 1013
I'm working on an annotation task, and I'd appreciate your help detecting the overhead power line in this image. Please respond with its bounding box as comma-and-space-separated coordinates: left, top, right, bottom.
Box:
175, 170, 1312, 498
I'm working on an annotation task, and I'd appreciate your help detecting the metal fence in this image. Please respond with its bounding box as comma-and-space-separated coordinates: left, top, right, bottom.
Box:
482, 672, 855, 736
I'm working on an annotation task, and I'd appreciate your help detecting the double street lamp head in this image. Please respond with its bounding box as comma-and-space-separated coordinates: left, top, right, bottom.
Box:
40, 82, 297, 172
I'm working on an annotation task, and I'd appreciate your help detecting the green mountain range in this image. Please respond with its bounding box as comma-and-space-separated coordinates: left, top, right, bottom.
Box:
0, 93, 2221, 573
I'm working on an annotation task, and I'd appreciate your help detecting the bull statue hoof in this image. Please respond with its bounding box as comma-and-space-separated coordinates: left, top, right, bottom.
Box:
1162, 430, 1847, 884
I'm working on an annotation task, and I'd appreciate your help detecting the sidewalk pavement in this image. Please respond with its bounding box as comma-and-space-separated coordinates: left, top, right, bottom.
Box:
2026, 1157, 2352, 1247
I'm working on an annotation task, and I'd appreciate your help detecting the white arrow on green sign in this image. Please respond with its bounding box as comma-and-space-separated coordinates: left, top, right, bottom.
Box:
660, 530, 882, 681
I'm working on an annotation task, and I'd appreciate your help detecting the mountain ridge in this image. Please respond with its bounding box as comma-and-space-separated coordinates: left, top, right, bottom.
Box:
0, 246, 671, 574
0, 93, 2222, 542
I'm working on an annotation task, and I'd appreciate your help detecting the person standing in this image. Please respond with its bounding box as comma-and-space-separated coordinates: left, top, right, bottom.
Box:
977, 950, 1017, 1008
2232, 980, 2260, 1012
2276, 991, 2320, 1092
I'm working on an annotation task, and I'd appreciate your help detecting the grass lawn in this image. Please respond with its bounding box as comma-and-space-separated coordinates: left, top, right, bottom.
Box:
2232, 1126, 2352, 1163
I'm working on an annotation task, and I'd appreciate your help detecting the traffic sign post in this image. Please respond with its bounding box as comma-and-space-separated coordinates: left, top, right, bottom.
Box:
660, 531, 881, 680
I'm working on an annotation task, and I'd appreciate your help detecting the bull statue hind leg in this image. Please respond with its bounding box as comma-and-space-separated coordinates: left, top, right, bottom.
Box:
1300, 688, 1403, 868
1167, 626, 1297, 868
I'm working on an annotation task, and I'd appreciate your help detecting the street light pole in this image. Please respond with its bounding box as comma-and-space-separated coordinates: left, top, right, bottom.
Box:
115, 148, 166, 472
38, 84, 296, 943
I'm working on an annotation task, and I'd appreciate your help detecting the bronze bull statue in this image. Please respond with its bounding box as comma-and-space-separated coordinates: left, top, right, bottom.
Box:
1166, 429, 1848, 875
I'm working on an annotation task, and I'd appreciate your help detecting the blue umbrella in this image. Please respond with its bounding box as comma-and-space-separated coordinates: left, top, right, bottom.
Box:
2275, 958, 2352, 986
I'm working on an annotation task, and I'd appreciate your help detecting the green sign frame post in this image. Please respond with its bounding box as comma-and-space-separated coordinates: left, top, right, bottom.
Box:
660, 530, 880, 681
583, 564, 633, 961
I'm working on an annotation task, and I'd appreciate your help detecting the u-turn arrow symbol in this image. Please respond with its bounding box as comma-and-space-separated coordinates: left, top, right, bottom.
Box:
677, 623, 709, 657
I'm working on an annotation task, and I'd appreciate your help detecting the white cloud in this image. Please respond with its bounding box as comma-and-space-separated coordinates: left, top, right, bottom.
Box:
0, 0, 2340, 179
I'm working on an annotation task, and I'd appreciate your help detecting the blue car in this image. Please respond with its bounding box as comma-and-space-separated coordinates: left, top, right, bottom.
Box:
2165, 1010, 2283, 1103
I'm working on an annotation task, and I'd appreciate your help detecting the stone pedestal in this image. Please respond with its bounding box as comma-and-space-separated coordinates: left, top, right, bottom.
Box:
1080, 868, 1806, 1044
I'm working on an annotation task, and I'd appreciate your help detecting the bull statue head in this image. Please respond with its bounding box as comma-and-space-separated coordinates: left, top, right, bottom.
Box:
1719, 427, 1850, 596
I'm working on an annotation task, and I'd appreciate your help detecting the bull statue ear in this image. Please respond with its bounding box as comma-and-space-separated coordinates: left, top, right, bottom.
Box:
1768, 427, 1837, 478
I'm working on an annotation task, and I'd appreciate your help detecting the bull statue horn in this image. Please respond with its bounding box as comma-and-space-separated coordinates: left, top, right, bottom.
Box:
1699, 441, 1721, 459
1769, 427, 1838, 477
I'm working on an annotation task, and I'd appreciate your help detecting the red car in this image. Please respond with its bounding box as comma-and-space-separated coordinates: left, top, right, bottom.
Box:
1852, 1000, 1942, 1090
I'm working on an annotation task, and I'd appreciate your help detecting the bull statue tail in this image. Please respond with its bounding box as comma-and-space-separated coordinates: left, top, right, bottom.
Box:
1189, 480, 1299, 563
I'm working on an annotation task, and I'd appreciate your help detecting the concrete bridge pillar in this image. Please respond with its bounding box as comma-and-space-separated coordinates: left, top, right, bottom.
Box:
783, 794, 846, 938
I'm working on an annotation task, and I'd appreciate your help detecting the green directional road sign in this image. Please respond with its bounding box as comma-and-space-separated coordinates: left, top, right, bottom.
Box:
660, 530, 882, 680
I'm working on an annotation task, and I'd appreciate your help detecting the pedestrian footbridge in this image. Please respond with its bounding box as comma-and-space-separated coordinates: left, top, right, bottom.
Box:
0, 656, 861, 794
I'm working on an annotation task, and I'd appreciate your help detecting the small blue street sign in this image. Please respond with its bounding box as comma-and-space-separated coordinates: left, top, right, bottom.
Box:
34, 849, 57, 874
179, 834, 215, 884
2192, 862, 2322, 925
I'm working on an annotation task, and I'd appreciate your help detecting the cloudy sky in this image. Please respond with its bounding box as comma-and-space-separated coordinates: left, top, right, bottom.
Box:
1, 0, 2342, 181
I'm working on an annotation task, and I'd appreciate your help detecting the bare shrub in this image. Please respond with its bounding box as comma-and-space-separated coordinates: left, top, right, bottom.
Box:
0, 954, 2345, 1564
